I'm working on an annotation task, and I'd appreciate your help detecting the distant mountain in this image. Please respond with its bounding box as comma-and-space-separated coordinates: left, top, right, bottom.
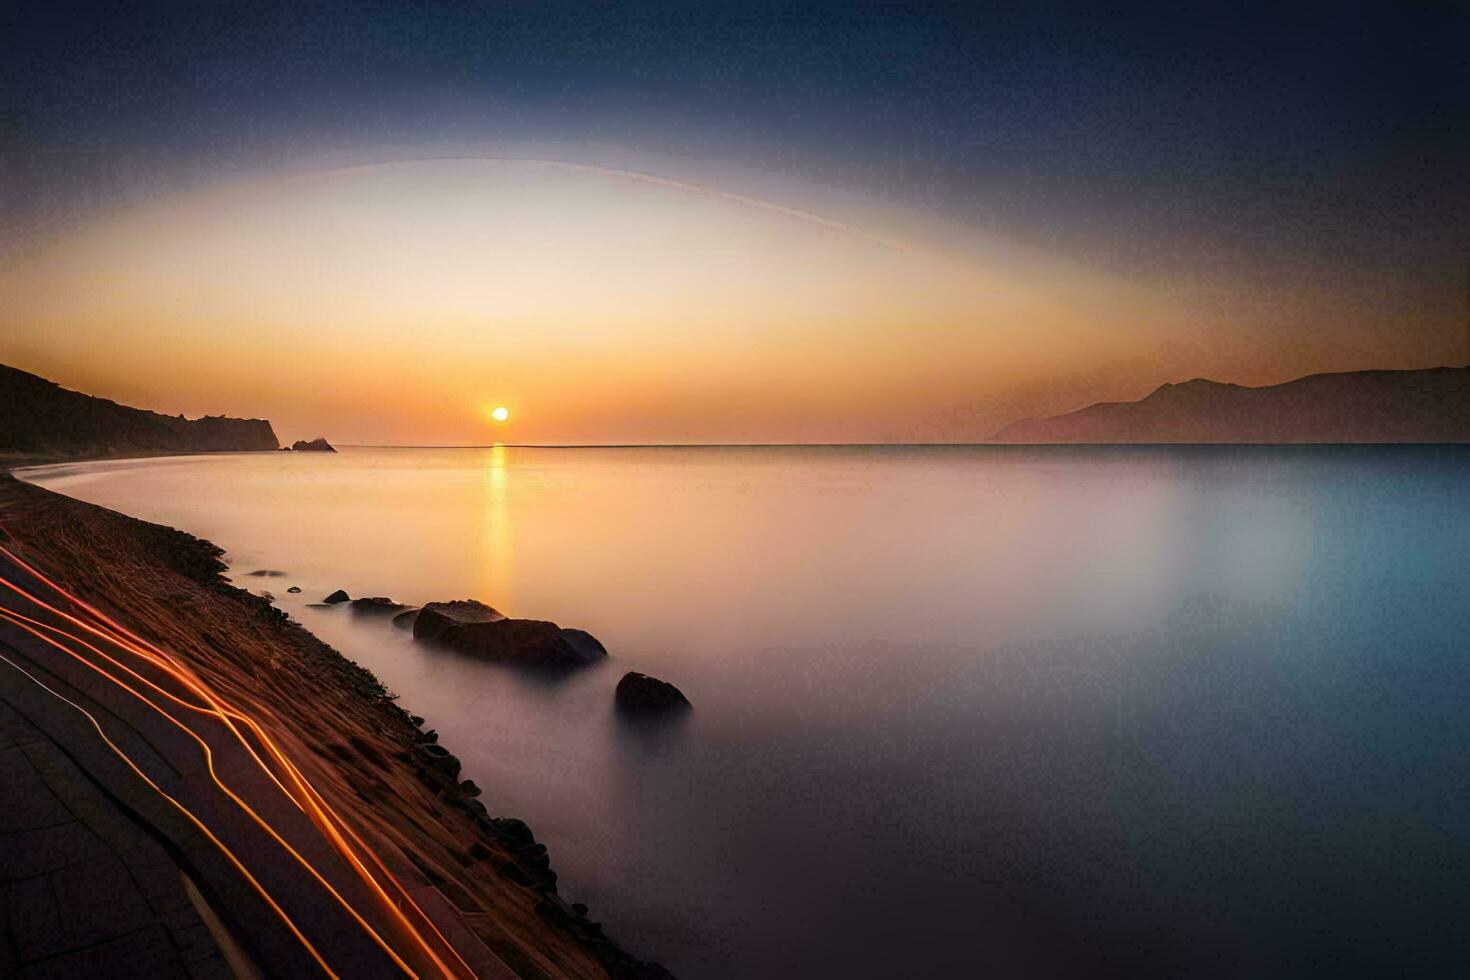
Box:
0, 363, 279, 458
990, 367, 1470, 444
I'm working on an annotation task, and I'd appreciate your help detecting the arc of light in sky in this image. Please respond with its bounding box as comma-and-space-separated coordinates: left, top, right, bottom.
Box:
316, 156, 943, 262
0, 543, 474, 978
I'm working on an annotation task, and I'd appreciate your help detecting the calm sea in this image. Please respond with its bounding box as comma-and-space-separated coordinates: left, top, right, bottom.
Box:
21, 445, 1470, 977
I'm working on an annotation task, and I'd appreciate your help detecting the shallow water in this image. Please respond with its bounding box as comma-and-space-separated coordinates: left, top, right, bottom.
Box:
21, 445, 1470, 977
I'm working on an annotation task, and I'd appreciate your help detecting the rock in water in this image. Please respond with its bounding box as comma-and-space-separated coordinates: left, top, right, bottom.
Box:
322, 589, 351, 604
391, 608, 420, 630
560, 628, 607, 660
452, 619, 603, 669
350, 596, 407, 614
615, 672, 692, 713
412, 599, 506, 642
414, 600, 605, 669
286, 586, 302, 594
291, 437, 337, 452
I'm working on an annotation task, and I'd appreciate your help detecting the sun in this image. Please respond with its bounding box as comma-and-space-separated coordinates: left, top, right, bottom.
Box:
491, 406, 509, 422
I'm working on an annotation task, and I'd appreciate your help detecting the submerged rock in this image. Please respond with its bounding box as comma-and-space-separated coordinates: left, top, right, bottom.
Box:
286, 586, 302, 594
413, 599, 506, 642
350, 596, 407, 614
391, 608, 420, 630
561, 628, 607, 660
322, 589, 351, 604
615, 672, 692, 713
245, 569, 286, 577
450, 619, 605, 669
414, 600, 605, 669
291, 437, 337, 452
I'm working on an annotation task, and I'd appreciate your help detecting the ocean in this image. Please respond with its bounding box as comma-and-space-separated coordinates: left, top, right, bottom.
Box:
21, 444, 1470, 977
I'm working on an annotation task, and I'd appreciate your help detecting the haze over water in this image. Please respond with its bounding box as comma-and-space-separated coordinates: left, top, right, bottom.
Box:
23, 445, 1470, 977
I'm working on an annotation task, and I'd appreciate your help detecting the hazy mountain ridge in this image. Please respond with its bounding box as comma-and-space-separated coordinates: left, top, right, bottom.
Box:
990, 367, 1470, 444
0, 363, 279, 458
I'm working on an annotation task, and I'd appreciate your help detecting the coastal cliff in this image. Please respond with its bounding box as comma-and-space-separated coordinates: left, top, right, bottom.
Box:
0, 363, 279, 458
990, 366, 1470, 444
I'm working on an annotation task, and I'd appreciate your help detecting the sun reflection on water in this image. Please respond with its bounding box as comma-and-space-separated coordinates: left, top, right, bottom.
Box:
482, 444, 513, 610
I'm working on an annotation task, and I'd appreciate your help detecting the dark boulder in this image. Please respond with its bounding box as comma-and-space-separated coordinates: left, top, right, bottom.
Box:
286, 586, 302, 594
414, 742, 462, 779
489, 817, 535, 848
437, 618, 605, 670
412, 599, 505, 643
615, 672, 692, 713
561, 628, 607, 660
291, 437, 337, 452
322, 589, 351, 604
413, 599, 606, 669
350, 596, 407, 614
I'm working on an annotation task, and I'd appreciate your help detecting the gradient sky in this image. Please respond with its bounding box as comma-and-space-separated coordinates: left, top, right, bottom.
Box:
1, 3, 1466, 443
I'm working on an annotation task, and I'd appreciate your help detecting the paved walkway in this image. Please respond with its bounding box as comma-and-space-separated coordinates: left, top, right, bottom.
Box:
0, 684, 233, 978
0, 541, 513, 978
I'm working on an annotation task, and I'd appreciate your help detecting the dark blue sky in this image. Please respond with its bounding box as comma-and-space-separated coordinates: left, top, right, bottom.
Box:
3, 2, 1467, 338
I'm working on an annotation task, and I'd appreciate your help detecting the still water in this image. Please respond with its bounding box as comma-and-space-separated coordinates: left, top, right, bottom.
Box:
21, 446, 1470, 977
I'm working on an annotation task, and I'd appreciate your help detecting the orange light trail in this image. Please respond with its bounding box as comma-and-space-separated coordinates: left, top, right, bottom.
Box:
0, 540, 476, 978
0, 643, 337, 976
0, 579, 471, 979
0, 564, 474, 980
0, 606, 417, 975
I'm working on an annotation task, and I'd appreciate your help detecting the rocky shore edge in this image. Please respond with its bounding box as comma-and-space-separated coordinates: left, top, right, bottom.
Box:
0, 472, 672, 979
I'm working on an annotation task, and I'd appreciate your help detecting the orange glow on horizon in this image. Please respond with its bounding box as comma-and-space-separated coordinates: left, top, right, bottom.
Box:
0, 157, 1450, 445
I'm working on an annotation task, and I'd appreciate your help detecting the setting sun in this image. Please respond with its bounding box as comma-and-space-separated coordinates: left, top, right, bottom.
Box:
491, 406, 509, 422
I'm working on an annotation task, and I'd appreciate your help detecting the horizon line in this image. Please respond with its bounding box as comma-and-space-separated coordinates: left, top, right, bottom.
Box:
334, 442, 998, 449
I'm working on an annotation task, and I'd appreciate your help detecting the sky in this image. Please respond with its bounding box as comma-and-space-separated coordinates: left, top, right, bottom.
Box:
1, 2, 1467, 444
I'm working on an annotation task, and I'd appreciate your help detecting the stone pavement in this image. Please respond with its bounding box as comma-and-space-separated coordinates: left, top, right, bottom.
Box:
0, 518, 524, 979
0, 683, 235, 978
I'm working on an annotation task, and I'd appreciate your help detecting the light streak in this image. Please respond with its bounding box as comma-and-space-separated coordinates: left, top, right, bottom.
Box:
0, 644, 337, 977
304, 156, 942, 261
0, 539, 477, 978
0, 606, 418, 976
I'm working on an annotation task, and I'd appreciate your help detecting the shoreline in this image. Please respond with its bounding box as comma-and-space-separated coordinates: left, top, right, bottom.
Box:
0, 469, 672, 978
